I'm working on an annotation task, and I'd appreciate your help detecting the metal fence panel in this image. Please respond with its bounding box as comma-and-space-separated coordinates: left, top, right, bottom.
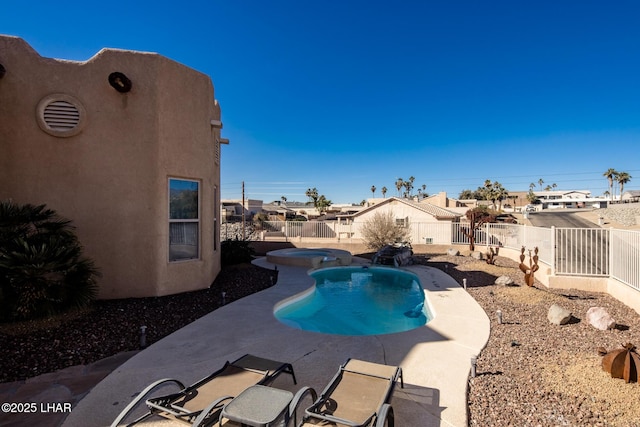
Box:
610, 229, 640, 290
221, 220, 639, 291
554, 228, 609, 276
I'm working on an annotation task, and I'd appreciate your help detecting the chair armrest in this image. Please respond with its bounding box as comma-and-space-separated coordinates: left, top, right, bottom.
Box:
110, 378, 185, 427
287, 386, 317, 426
375, 403, 394, 427
191, 395, 234, 427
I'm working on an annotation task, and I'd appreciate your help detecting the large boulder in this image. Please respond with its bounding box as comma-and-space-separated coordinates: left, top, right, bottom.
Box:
447, 248, 459, 256
495, 275, 514, 286
470, 251, 483, 260
586, 307, 616, 331
548, 304, 572, 325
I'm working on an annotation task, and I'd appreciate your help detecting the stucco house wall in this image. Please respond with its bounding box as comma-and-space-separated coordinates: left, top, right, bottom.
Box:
0, 35, 223, 299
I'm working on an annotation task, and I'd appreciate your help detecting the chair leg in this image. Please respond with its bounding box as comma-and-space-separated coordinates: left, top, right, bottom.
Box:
285, 363, 298, 384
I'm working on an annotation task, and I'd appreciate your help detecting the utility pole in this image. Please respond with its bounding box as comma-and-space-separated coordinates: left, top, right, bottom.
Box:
241, 181, 245, 240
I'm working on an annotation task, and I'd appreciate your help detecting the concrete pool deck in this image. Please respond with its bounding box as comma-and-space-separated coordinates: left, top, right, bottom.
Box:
62, 257, 490, 427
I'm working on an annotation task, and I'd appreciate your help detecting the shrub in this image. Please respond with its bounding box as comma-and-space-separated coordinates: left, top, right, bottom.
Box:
221, 238, 255, 266
360, 211, 410, 251
252, 212, 269, 230
0, 201, 100, 321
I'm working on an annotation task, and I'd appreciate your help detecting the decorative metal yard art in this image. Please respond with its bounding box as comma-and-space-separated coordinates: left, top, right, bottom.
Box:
601, 343, 640, 383
462, 207, 497, 251
519, 246, 539, 287
485, 246, 497, 265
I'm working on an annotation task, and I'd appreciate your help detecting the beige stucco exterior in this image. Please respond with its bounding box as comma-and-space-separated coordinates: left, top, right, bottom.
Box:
0, 35, 224, 299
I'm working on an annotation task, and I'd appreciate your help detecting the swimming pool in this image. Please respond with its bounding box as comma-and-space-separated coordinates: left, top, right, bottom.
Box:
273, 266, 430, 335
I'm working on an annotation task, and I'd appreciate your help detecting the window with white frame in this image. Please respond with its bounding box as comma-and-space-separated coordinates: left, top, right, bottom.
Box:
169, 178, 199, 261
396, 217, 409, 228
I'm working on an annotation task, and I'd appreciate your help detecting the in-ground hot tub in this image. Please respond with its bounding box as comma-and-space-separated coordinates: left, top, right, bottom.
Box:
266, 248, 352, 268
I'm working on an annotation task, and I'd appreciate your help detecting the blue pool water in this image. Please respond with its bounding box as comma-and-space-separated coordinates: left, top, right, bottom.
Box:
274, 266, 430, 335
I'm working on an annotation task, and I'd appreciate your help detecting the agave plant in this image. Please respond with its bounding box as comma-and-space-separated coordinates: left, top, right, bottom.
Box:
0, 200, 99, 320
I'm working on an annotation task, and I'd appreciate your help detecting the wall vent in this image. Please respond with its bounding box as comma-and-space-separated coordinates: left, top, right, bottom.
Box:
37, 94, 86, 138
43, 101, 80, 130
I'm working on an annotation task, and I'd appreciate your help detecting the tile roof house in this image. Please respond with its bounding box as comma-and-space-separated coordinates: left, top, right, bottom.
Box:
340, 197, 461, 245
621, 190, 640, 203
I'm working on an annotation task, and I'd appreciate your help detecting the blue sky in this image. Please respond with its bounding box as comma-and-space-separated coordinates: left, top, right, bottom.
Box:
4, 1, 639, 203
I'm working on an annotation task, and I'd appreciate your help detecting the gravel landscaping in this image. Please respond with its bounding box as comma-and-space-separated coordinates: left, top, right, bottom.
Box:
0, 263, 277, 383
2, 252, 639, 426
423, 252, 640, 427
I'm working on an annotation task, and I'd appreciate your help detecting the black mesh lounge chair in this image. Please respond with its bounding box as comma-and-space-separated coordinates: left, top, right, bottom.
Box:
110, 354, 297, 427
300, 359, 403, 427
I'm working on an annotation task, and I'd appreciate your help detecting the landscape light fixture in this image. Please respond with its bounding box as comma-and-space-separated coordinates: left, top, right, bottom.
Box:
108, 71, 132, 93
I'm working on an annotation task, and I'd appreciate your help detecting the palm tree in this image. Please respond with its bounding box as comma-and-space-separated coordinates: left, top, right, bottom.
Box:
280, 196, 287, 206
316, 195, 332, 214
603, 168, 618, 201
538, 178, 544, 190
403, 177, 414, 198
370, 185, 376, 198
459, 189, 475, 199
496, 185, 509, 211
381, 186, 387, 198
484, 181, 508, 210
408, 176, 416, 195
395, 178, 404, 197
617, 172, 632, 199
305, 188, 319, 207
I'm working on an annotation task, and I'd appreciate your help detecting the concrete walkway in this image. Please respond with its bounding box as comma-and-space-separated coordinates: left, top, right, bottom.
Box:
60, 257, 489, 427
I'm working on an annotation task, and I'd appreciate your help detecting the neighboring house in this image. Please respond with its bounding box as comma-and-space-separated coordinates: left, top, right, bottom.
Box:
0, 35, 226, 299
341, 197, 462, 244
222, 199, 264, 221
621, 190, 640, 203
342, 197, 461, 243
261, 201, 296, 220
533, 190, 607, 209
350, 197, 461, 223
421, 192, 477, 216
501, 190, 607, 211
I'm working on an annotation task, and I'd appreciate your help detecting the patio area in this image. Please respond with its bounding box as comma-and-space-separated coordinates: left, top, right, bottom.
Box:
62, 257, 490, 427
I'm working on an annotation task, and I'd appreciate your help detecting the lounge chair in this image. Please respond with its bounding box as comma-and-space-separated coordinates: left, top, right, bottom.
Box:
300, 359, 404, 427
110, 354, 297, 427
